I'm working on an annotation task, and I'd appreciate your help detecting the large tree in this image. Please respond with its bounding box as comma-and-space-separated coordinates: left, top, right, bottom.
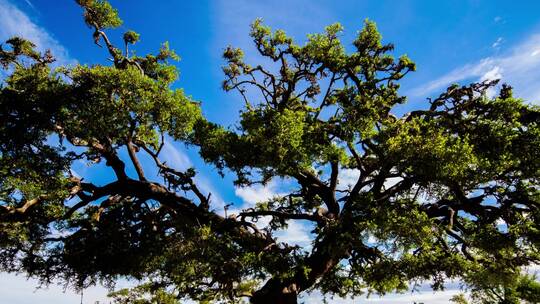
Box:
1, 1, 539, 303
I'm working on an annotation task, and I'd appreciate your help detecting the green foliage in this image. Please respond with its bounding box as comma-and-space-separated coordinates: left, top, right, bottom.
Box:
77, 0, 122, 29
450, 294, 470, 304
384, 117, 479, 181
109, 283, 180, 304
451, 274, 540, 304
124, 30, 141, 45
0, 0, 203, 290
200, 19, 415, 187
0, 37, 54, 67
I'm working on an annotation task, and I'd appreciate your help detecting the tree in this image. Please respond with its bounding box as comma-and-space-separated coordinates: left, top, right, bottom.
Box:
450, 274, 540, 304
0, 1, 539, 303
450, 294, 470, 304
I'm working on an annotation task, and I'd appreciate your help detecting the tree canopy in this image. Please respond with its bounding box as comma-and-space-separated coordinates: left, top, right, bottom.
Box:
1, 1, 539, 303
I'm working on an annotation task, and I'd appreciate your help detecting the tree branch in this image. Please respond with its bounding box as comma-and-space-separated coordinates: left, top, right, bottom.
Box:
127, 140, 146, 181
239, 209, 324, 223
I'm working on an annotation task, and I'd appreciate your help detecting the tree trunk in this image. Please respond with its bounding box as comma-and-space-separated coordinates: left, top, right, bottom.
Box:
250, 223, 345, 303
250, 279, 298, 304
249, 243, 341, 303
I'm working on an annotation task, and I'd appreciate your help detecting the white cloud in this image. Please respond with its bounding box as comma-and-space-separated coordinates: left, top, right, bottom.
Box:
410, 33, 540, 103
480, 66, 503, 82
0, 273, 114, 304
384, 176, 403, 189
233, 169, 405, 249
196, 174, 227, 211
337, 168, 361, 191
0, 0, 74, 66
338, 169, 402, 193
493, 16, 506, 24
235, 181, 282, 207
234, 181, 315, 247
1, 271, 466, 304
492, 37, 504, 49
232, 181, 282, 226
69, 168, 81, 178
301, 288, 465, 304
524, 263, 540, 275
160, 139, 192, 171
160, 139, 226, 210
23, 0, 34, 10
275, 220, 313, 248
361, 289, 464, 303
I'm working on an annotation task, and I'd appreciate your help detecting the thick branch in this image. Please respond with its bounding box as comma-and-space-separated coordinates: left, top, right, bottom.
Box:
0, 195, 45, 216
126, 140, 146, 181
294, 169, 339, 216
66, 135, 128, 181
239, 210, 323, 223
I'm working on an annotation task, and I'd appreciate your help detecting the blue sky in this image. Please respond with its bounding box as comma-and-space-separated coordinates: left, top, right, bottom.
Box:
1, 0, 540, 303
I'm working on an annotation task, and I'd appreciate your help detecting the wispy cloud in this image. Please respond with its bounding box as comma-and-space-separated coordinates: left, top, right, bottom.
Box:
159, 139, 226, 210
23, 0, 34, 10
160, 139, 192, 170
196, 174, 227, 211
493, 16, 506, 24
234, 180, 315, 247
234, 181, 283, 207
492, 37, 504, 49
231, 181, 282, 228
275, 220, 313, 247
337, 168, 361, 191
409, 33, 540, 103
0, 0, 74, 66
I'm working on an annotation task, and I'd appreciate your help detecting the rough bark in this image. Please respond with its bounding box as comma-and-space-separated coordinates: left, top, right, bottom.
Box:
251, 279, 298, 304
250, 227, 344, 303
